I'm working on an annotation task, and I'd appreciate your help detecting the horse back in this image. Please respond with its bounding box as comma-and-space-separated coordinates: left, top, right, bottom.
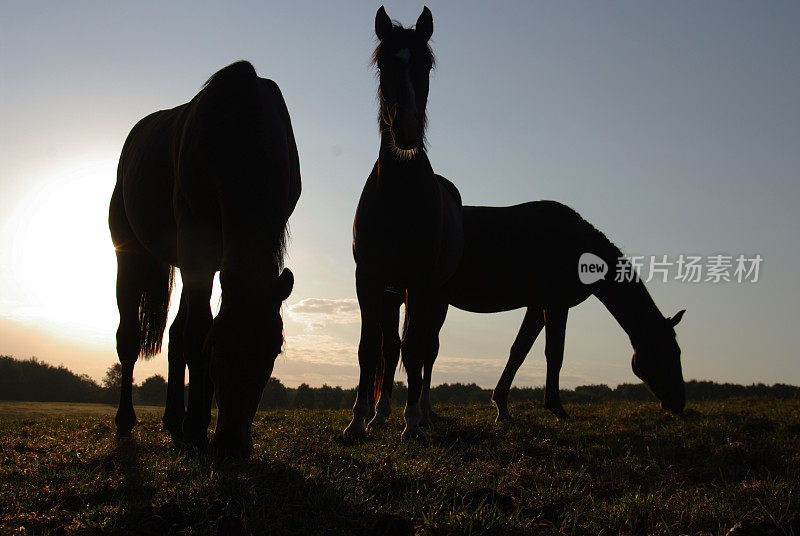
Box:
445, 201, 602, 312
113, 61, 300, 273
112, 104, 187, 263
434, 174, 464, 287
178, 65, 300, 220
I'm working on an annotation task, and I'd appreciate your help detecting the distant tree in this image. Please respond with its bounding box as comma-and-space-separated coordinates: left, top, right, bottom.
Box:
103, 363, 122, 390
103, 363, 122, 403
137, 375, 167, 405
292, 383, 316, 409
572, 384, 614, 403
390, 381, 408, 407
2, 354, 799, 407
260, 377, 289, 409
0, 355, 105, 402
613, 383, 651, 401
315, 384, 346, 409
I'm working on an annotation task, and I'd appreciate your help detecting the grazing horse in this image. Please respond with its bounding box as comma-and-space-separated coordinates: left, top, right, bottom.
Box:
343, 6, 464, 442
369, 201, 686, 425
109, 61, 301, 458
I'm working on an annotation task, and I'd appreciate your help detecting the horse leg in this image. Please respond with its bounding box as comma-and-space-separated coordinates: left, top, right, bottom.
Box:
344, 270, 383, 438
368, 291, 403, 429
113, 252, 142, 437
162, 291, 187, 443
419, 359, 437, 427
492, 307, 544, 422
543, 306, 569, 421
401, 290, 447, 443
180, 272, 214, 451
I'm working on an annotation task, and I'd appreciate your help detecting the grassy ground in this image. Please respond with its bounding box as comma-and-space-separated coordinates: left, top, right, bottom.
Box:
1, 398, 798, 535
0, 402, 162, 419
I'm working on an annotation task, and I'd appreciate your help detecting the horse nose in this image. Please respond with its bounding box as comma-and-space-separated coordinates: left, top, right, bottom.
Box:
392, 110, 419, 149
661, 398, 685, 414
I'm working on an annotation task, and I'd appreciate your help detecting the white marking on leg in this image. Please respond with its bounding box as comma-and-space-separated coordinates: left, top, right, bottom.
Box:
344, 393, 369, 437
402, 401, 426, 441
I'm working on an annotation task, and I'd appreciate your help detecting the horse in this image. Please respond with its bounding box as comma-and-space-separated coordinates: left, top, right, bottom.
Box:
343, 6, 464, 442
109, 60, 301, 458
369, 200, 687, 426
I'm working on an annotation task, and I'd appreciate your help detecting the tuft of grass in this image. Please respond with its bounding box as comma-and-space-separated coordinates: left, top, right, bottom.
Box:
1, 398, 798, 535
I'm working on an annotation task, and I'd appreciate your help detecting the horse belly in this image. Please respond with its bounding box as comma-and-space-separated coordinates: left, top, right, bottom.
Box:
447, 273, 534, 313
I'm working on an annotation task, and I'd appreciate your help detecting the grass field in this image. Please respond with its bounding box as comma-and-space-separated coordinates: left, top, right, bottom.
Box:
0, 402, 163, 419
1, 398, 798, 535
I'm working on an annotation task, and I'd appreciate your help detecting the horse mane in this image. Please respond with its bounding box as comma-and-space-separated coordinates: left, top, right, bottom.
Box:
535, 201, 624, 263
203, 60, 257, 89
575, 210, 624, 262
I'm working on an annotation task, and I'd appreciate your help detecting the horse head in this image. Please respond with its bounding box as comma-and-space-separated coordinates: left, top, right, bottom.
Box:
631, 309, 686, 413
207, 267, 294, 458
373, 6, 434, 157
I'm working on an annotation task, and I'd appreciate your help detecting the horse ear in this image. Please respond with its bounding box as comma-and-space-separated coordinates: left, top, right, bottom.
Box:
277, 268, 294, 301
668, 309, 686, 327
416, 6, 433, 42
375, 6, 392, 41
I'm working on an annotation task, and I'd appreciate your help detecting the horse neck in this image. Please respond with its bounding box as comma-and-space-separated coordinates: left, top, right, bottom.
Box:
592, 278, 665, 349
377, 127, 432, 182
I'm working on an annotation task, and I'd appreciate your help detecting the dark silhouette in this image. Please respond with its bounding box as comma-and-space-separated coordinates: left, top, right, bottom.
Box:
344, 7, 464, 442
109, 60, 301, 457
369, 201, 688, 424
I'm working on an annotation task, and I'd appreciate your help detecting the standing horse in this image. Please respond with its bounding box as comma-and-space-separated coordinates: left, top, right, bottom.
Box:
109, 61, 301, 458
369, 201, 686, 426
343, 7, 464, 442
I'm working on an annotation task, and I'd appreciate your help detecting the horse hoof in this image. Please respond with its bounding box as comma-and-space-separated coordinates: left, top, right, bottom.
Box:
401, 426, 429, 445
367, 415, 388, 430
343, 421, 367, 440
180, 429, 209, 453
168, 430, 185, 446
495, 411, 512, 423
114, 416, 137, 438
114, 423, 136, 439
114, 430, 134, 442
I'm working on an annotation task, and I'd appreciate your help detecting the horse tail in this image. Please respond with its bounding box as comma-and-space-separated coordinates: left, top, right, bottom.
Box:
109, 172, 175, 361
136, 256, 175, 359
373, 300, 406, 402
373, 350, 385, 405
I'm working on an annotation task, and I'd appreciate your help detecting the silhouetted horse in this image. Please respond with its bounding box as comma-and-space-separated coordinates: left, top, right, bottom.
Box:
343, 7, 464, 442
109, 61, 300, 458
369, 201, 686, 425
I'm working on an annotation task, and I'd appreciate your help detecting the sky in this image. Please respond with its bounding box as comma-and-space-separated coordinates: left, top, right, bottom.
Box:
1, 1, 798, 390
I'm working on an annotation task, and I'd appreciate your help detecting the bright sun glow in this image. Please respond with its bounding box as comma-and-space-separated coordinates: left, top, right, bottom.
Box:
0, 156, 221, 351
4, 158, 120, 346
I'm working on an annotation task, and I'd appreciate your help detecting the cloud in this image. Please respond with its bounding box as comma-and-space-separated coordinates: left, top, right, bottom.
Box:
287, 298, 360, 330
275, 332, 359, 387
283, 333, 357, 366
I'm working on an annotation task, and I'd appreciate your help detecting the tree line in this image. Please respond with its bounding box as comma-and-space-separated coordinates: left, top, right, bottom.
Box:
1, 355, 798, 410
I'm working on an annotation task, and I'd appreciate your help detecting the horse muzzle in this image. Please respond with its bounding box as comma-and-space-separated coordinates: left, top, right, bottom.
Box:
212, 420, 254, 459
391, 112, 420, 150
661, 397, 685, 414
